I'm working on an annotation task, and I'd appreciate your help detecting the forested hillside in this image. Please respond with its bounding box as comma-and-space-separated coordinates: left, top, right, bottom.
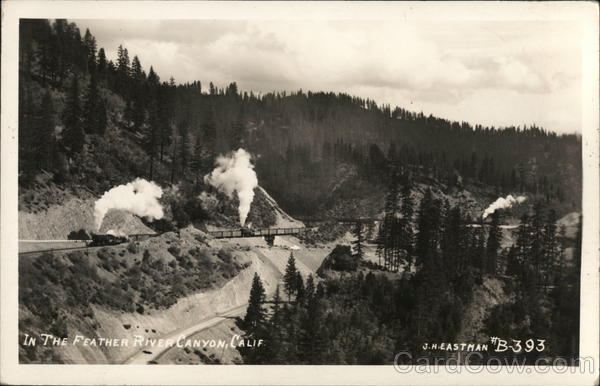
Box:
237, 195, 582, 364
19, 19, 581, 219
18, 18, 583, 366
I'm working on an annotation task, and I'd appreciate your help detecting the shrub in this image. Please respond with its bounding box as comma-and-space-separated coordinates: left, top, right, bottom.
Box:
50, 316, 69, 339
127, 242, 139, 254
100, 254, 120, 272
142, 249, 151, 264
318, 245, 359, 274
167, 246, 181, 258
96, 248, 112, 261
67, 229, 91, 240
217, 249, 233, 264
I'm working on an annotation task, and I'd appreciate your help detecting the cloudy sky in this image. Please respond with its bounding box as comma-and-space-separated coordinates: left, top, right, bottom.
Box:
74, 19, 582, 134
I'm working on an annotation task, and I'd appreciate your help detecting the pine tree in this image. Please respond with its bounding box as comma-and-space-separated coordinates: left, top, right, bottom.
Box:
116, 45, 130, 75
299, 281, 327, 364
573, 215, 582, 273
441, 205, 465, 278
147, 66, 159, 87
33, 91, 55, 171
305, 274, 315, 302
284, 252, 299, 300
352, 221, 364, 259
83, 71, 100, 134
157, 83, 173, 161
19, 84, 38, 182
243, 273, 266, 332
178, 124, 190, 177
116, 45, 130, 96
315, 282, 325, 298
271, 285, 282, 319
169, 135, 178, 183
201, 106, 217, 160
295, 272, 305, 305
260, 285, 289, 364
97, 47, 107, 78
364, 221, 376, 241
144, 109, 158, 180
529, 201, 546, 287
143, 66, 160, 179
83, 28, 96, 73
230, 114, 245, 149
485, 212, 502, 275
415, 188, 442, 270
380, 178, 400, 270
131, 55, 144, 82
190, 135, 204, 191
475, 227, 487, 272
131, 90, 146, 133
542, 209, 561, 289
398, 183, 415, 271
61, 76, 84, 156
97, 99, 107, 136
375, 222, 385, 268
512, 213, 532, 283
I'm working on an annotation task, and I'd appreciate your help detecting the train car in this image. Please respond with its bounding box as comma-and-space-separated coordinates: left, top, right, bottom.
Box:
89, 233, 129, 247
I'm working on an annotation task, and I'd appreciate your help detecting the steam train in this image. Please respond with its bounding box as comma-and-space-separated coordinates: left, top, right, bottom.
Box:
89, 233, 130, 247
68, 228, 134, 247
240, 226, 257, 237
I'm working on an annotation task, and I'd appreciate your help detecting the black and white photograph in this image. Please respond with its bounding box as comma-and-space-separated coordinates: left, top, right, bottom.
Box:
1, 1, 598, 385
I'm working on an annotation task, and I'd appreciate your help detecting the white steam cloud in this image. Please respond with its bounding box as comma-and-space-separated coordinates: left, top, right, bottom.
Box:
106, 229, 126, 237
94, 178, 164, 230
204, 148, 258, 226
482, 194, 527, 219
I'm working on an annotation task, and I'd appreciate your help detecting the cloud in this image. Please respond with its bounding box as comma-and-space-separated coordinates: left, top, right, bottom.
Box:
74, 19, 581, 134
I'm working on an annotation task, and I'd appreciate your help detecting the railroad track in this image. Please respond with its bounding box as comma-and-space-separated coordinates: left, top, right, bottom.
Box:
19, 245, 91, 256
18, 227, 316, 256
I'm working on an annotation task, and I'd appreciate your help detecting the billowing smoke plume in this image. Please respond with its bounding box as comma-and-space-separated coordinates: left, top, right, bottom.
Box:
106, 229, 126, 237
482, 194, 527, 219
94, 178, 164, 230
204, 148, 258, 226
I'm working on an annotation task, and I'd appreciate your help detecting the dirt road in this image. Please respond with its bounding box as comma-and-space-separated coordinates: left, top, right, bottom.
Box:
122, 304, 247, 364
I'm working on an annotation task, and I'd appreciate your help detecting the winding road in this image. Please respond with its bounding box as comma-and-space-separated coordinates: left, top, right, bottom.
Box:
122, 304, 248, 364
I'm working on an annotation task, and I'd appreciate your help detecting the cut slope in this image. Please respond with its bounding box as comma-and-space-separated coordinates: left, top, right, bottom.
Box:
257, 186, 304, 228
19, 197, 154, 240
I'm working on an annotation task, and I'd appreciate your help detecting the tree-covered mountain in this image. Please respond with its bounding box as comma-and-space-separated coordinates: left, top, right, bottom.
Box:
18, 18, 582, 366
19, 19, 581, 219
239, 205, 581, 365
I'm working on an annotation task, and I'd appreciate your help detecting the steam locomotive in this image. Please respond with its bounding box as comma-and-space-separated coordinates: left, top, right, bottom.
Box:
240, 226, 257, 237
89, 233, 129, 247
